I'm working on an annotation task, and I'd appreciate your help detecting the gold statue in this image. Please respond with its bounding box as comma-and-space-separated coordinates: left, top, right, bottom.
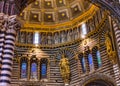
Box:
105, 32, 117, 64
59, 54, 70, 85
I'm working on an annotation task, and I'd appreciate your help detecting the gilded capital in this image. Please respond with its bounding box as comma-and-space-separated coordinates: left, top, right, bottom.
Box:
7, 15, 22, 32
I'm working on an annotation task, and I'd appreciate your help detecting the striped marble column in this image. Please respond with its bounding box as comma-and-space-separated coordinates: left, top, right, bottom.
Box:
112, 20, 120, 66
113, 64, 120, 86
113, 20, 120, 51
0, 15, 21, 86
0, 13, 8, 73
0, 30, 5, 72
112, 20, 120, 86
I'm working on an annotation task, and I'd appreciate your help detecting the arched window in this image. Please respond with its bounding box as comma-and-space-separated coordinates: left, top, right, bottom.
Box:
30, 56, 38, 79
33, 32, 39, 45
81, 57, 86, 73
47, 33, 52, 44
54, 32, 59, 44
41, 63, 47, 77
88, 54, 94, 71
96, 50, 102, 68
20, 57, 28, 79
81, 23, 87, 35
81, 23, 87, 38
92, 47, 102, 69
40, 58, 48, 79
78, 53, 86, 73
31, 62, 37, 79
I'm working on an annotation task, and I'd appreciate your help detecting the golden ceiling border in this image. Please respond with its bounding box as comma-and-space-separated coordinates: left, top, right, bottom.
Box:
21, 5, 99, 32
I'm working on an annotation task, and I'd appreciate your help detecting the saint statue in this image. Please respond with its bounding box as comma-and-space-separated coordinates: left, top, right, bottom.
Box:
105, 32, 117, 64
105, 33, 113, 54
59, 54, 70, 85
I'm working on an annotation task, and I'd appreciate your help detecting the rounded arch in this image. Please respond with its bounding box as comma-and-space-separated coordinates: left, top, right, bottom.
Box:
55, 48, 75, 60
40, 58, 48, 79
80, 73, 116, 86
88, 0, 120, 22
20, 57, 28, 62
20, 57, 28, 79
30, 55, 38, 63
85, 80, 114, 86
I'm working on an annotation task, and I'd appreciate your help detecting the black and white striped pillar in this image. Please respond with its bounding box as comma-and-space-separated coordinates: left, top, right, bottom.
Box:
112, 20, 120, 66
0, 15, 21, 86
113, 64, 120, 86
112, 20, 120, 86
0, 13, 8, 73
113, 20, 120, 51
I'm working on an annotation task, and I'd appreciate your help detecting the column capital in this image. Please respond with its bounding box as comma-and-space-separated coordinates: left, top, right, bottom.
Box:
0, 13, 8, 31
0, 13, 22, 33
7, 15, 22, 31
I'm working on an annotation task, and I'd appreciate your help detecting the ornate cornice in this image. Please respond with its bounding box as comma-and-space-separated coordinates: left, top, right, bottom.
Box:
21, 5, 98, 32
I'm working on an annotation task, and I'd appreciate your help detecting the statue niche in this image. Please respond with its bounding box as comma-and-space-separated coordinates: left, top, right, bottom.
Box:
105, 32, 117, 64
59, 54, 70, 85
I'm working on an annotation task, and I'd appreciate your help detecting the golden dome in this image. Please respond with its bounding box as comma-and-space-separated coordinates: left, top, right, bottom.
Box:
20, 0, 91, 25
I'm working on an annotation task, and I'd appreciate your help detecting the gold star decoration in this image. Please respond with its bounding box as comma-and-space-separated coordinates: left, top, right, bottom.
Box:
61, 13, 65, 17
74, 7, 78, 11
47, 2, 51, 6
34, 1, 39, 5
59, 0, 63, 4
48, 15, 52, 18
33, 15, 37, 18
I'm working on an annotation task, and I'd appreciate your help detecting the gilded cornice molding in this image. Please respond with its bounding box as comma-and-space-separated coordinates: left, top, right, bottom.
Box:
21, 5, 99, 32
